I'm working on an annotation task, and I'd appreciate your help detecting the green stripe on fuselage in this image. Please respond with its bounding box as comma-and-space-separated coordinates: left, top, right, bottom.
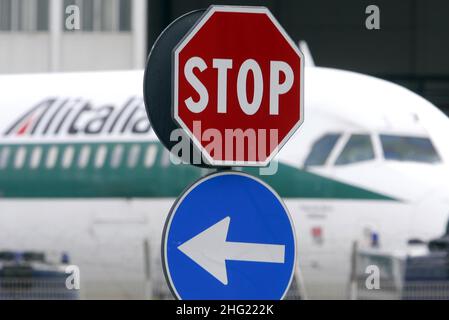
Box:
0, 142, 395, 201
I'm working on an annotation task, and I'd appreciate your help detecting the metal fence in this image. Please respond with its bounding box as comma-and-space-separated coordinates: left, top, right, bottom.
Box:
352, 280, 449, 300
349, 244, 449, 300
0, 278, 79, 300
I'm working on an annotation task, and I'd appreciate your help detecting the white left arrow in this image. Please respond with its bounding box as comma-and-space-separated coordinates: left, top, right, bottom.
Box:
178, 216, 285, 285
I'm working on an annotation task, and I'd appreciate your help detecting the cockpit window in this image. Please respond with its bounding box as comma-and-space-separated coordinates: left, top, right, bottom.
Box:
304, 134, 341, 167
335, 134, 375, 166
380, 135, 441, 163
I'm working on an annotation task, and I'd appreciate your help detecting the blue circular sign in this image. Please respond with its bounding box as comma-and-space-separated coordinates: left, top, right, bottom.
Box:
162, 171, 296, 300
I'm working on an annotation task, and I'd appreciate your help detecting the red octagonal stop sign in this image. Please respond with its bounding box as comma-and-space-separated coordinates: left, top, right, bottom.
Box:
173, 6, 304, 166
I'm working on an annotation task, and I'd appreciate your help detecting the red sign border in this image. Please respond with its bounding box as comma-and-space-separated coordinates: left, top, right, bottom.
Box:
173, 5, 305, 167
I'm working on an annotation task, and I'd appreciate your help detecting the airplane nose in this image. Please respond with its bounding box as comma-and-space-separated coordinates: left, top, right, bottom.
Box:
412, 166, 449, 203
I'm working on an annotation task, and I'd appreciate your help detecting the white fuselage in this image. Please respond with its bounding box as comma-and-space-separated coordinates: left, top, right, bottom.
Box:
0, 68, 448, 299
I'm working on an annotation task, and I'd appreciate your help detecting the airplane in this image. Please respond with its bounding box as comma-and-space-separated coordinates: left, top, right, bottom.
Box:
0, 66, 448, 299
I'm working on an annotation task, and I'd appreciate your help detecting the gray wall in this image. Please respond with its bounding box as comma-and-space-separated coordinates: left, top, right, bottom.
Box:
0, 33, 134, 74
147, 0, 449, 113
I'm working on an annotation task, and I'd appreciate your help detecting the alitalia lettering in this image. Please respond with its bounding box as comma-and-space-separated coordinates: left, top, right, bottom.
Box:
4, 97, 151, 137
